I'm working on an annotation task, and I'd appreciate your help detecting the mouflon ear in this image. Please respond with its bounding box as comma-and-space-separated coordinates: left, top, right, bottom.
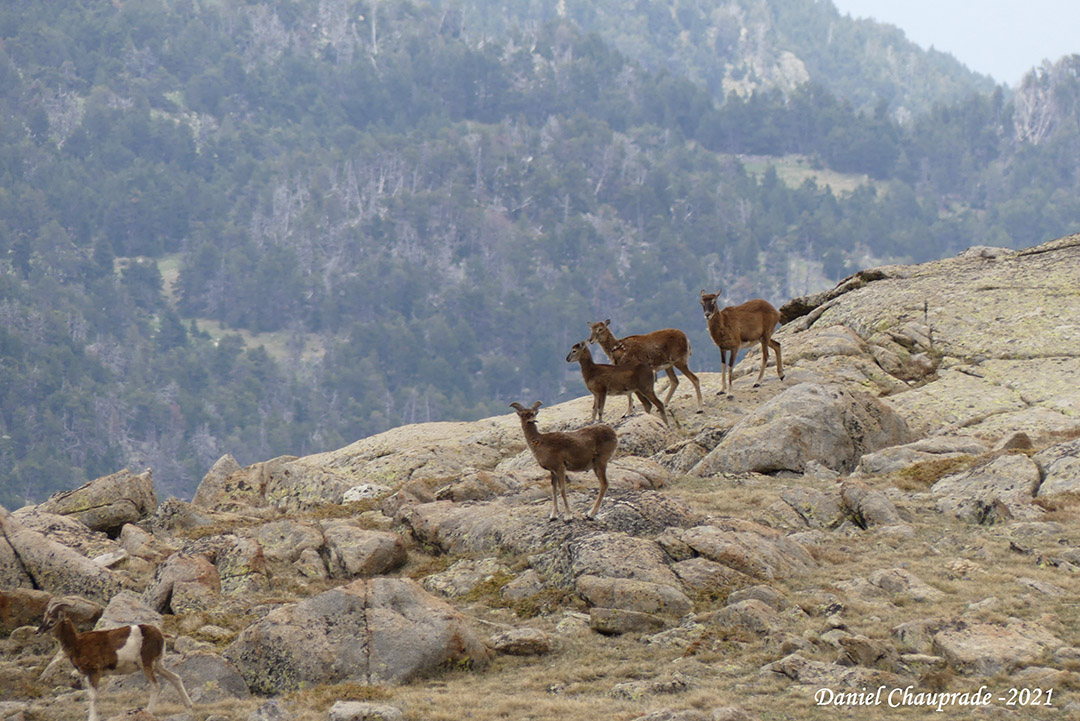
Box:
531, 401, 543, 411
509, 402, 524, 411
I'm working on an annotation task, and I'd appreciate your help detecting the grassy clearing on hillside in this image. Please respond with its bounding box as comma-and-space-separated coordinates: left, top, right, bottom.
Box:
739, 154, 874, 195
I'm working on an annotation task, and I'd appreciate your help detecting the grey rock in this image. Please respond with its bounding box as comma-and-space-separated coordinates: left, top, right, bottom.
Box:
932, 453, 1043, 521
0, 505, 130, 603
576, 575, 693, 617
1034, 439, 1080, 496
672, 521, 815, 581
933, 620, 1063, 675
247, 699, 294, 721
191, 454, 242, 509
488, 628, 552, 656
36, 468, 157, 533
224, 578, 489, 691
321, 522, 407, 579
855, 435, 988, 476
142, 553, 221, 614
422, 558, 510, 597
840, 481, 903, 528
707, 599, 782, 636
691, 383, 910, 476
326, 702, 403, 721
779, 487, 844, 529
108, 650, 249, 704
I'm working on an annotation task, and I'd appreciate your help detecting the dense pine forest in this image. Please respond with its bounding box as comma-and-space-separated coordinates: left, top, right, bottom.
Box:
2, 0, 1080, 507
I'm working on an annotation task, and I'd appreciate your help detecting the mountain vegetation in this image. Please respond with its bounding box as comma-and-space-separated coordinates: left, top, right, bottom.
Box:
1, 0, 1080, 506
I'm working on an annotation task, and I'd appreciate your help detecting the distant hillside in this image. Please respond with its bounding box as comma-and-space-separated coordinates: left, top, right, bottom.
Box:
432, 0, 997, 117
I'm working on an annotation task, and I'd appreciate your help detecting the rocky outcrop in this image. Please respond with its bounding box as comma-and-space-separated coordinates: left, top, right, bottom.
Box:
1033, 438, 1080, 496
224, 578, 490, 691
691, 383, 910, 476
142, 552, 221, 614
933, 620, 1064, 675
0, 505, 131, 603
931, 453, 1043, 522
36, 469, 158, 534
780, 234, 1080, 444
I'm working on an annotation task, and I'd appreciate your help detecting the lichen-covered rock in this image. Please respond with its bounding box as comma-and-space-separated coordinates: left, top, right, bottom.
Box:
933, 620, 1063, 675
251, 519, 324, 567
108, 650, 250, 704
589, 607, 666, 635
868, 569, 942, 602
840, 481, 903, 528
1034, 439, 1080, 496
119, 523, 176, 563
707, 599, 783, 637
215, 535, 270, 594
691, 383, 910, 476
0, 505, 130, 603
327, 702, 403, 721
422, 558, 510, 597
321, 522, 407, 579
670, 521, 815, 581
11, 508, 121, 558
488, 628, 552, 656
0, 524, 34, 590
779, 487, 844, 529
932, 453, 1043, 521
142, 552, 221, 614
191, 454, 242, 509
537, 531, 682, 591
671, 557, 752, 593
96, 590, 162, 629
576, 575, 693, 617
224, 578, 489, 691
762, 652, 908, 688
35, 469, 158, 534
855, 436, 988, 476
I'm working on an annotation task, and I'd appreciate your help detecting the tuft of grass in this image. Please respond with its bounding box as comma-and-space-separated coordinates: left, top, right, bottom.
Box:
506, 588, 585, 618
285, 682, 392, 711
889, 456, 975, 491
460, 571, 515, 604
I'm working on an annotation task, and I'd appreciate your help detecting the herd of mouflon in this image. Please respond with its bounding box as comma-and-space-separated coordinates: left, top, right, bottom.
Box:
512, 289, 785, 523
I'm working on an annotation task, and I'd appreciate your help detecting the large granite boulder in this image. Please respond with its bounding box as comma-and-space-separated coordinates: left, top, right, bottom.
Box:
224, 578, 490, 691
931, 453, 1043, 522
691, 383, 910, 476
36, 469, 158, 534
933, 620, 1064, 675
0, 505, 131, 603
1033, 438, 1080, 497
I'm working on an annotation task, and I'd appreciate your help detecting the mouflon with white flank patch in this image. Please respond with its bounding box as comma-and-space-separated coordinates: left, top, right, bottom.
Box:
37, 597, 193, 721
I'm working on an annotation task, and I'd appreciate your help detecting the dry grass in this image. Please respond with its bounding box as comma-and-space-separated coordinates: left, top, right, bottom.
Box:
887, 456, 976, 491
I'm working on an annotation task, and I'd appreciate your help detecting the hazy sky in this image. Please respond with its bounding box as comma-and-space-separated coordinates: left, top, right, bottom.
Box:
829, 0, 1080, 86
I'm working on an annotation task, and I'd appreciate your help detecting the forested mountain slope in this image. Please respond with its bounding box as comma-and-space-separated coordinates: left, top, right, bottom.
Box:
1, 0, 1080, 506
435, 0, 995, 117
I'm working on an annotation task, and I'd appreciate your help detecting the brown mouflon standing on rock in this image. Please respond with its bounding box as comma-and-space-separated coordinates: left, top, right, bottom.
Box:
510, 401, 618, 521
37, 598, 193, 721
566, 341, 671, 428
587, 319, 703, 414
700, 289, 784, 398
